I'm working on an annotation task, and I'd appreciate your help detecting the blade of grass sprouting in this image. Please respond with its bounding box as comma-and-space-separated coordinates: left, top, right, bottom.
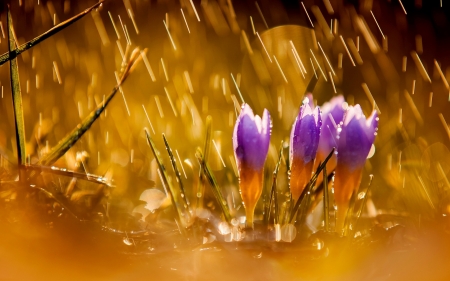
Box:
203, 116, 213, 163
24, 164, 114, 187
343, 191, 357, 237
195, 148, 232, 223
162, 134, 190, 209
323, 163, 329, 232
352, 174, 374, 236
196, 116, 212, 210
265, 141, 284, 225
296, 188, 312, 226
37, 48, 144, 167
7, 7, 26, 178
0, 1, 104, 66
145, 129, 188, 235
289, 148, 335, 223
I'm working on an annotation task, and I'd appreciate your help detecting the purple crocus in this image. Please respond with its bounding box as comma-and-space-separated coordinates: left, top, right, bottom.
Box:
233, 104, 271, 228
289, 97, 322, 201
334, 105, 378, 234
316, 95, 346, 171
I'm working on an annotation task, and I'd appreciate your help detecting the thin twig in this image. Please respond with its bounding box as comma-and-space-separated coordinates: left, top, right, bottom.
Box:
196, 116, 212, 210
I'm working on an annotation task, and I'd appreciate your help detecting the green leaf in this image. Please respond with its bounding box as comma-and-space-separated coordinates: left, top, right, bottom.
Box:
0, 1, 104, 66
196, 116, 212, 210
7, 7, 26, 175
144, 129, 189, 236
264, 141, 284, 225
162, 134, 190, 209
323, 162, 330, 232
289, 148, 335, 223
195, 148, 232, 223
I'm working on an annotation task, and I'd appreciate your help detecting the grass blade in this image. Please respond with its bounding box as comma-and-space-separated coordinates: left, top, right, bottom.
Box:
196, 116, 212, 210
323, 163, 329, 231
24, 164, 114, 187
290, 148, 335, 223
37, 48, 144, 167
264, 141, 284, 225
0, 1, 104, 66
195, 148, 232, 223
162, 134, 190, 209
145, 129, 189, 235
7, 7, 26, 178
351, 174, 374, 236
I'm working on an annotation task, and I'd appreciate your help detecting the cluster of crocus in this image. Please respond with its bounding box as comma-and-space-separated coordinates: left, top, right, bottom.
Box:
233, 95, 378, 234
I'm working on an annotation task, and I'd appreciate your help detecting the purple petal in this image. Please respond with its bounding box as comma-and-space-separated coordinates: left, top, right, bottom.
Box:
317, 95, 345, 158
336, 106, 378, 172
233, 104, 271, 171
289, 104, 322, 165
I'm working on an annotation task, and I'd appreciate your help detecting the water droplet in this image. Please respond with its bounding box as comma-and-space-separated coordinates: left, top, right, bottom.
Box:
253, 252, 263, 259
196, 208, 211, 219
218, 222, 231, 235
312, 238, 324, 250
358, 192, 366, 200
203, 233, 216, 244
281, 224, 297, 242
224, 232, 233, 242
139, 189, 166, 212
123, 238, 133, 246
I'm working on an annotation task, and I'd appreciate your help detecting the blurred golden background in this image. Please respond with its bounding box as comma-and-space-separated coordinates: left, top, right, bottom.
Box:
1, 0, 450, 280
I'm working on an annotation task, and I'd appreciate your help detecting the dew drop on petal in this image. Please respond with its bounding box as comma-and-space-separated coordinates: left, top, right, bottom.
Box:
367, 144, 376, 159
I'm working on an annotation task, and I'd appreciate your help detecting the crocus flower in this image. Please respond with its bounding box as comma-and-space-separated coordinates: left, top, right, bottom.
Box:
334, 105, 378, 234
316, 95, 346, 171
233, 104, 271, 228
289, 96, 322, 201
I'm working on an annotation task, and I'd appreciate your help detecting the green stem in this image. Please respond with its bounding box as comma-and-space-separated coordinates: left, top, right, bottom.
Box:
7, 7, 26, 180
